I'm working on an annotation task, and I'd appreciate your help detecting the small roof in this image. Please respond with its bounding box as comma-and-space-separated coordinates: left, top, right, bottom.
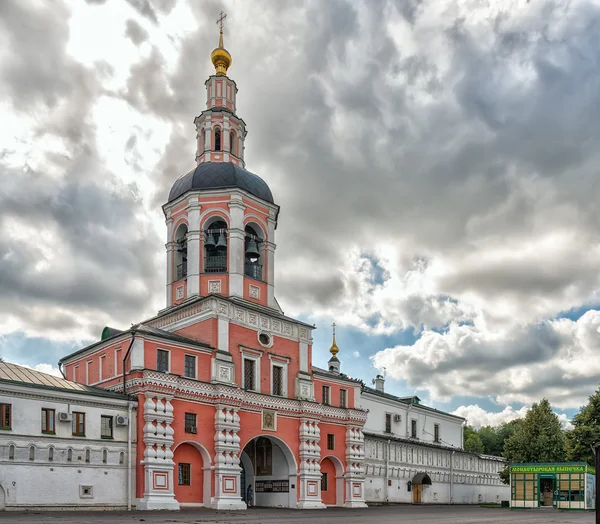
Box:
0, 362, 130, 400
412, 472, 432, 485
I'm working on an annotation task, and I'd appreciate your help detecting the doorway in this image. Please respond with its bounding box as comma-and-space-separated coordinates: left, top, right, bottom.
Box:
240, 435, 298, 508
540, 477, 555, 507
412, 483, 422, 504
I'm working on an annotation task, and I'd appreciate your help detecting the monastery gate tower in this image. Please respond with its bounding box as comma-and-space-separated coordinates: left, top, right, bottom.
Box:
59, 16, 368, 511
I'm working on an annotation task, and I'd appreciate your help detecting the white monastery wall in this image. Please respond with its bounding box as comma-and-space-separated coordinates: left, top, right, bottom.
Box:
0, 388, 136, 510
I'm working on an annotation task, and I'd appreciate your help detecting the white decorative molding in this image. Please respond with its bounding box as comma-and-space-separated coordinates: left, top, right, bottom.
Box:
249, 284, 260, 299
248, 313, 258, 326
344, 426, 367, 508
175, 286, 184, 300
298, 419, 325, 509
212, 406, 245, 509
208, 280, 222, 294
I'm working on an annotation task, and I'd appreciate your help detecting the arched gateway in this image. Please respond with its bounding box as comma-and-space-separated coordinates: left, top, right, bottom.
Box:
240, 435, 298, 508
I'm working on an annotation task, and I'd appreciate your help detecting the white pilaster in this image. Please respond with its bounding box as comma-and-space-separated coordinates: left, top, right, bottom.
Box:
228, 196, 246, 300
165, 242, 175, 307
266, 214, 277, 309
298, 419, 326, 509
211, 405, 245, 510
186, 202, 201, 297
344, 426, 367, 508
138, 394, 179, 510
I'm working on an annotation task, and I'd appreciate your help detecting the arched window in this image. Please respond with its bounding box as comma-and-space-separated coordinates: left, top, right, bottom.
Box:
67, 448, 73, 462
119, 451, 125, 465
204, 219, 228, 274
230, 131, 236, 156
173, 223, 188, 282
29, 445, 35, 461
244, 225, 263, 280
214, 127, 221, 151
9, 444, 15, 460
85, 449, 91, 463
48, 446, 54, 462
102, 449, 108, 464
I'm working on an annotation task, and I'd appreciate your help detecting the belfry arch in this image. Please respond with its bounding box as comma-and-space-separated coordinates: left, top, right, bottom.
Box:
240, 435, 298, 508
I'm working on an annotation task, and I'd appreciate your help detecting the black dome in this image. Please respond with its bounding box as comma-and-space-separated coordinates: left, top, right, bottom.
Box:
168, 162, 274, 204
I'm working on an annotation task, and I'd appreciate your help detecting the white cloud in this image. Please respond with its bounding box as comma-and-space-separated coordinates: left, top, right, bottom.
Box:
373, 310, 600, 410
452, 404, 573, 430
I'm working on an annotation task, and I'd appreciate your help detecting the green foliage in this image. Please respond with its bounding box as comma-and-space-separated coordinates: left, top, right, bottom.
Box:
565, 387, 600, 466
465, 433, 484, 453
503, 399, 565, 464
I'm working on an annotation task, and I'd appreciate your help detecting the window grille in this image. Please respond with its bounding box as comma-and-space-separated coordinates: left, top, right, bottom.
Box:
434, 424, 440, 442
178, 463, 191, 485
244, 359, 256, 391
321, 472, 328, 491
184, 355, 196, 379
272, 365, 283, 396
327, 434, 335, 450
322, 385, 330, 405
185, 413, 197, 433
385, 413, 392, 433
157, 349, 169, 373
340, 389, 347, 408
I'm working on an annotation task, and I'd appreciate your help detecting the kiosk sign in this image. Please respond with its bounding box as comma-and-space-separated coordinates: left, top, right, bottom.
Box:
511, 465, 589, 474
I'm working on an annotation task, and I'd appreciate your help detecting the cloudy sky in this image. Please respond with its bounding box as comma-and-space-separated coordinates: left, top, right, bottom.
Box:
1, 0, 600, 429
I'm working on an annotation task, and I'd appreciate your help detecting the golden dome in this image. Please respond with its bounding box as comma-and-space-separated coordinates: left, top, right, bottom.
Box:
211, 29, 231, 76
329, 322, 339, 358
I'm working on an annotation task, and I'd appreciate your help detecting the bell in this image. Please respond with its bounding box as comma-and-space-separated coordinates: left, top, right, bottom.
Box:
204, 232, 216, 250
215, 232, 228, 251
245, 239, 260, 261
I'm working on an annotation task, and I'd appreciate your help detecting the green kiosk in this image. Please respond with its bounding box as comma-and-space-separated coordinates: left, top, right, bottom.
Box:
510, 462, 596, 510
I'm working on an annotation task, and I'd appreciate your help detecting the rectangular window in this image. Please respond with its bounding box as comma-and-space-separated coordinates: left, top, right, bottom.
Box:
327, 433, 335, 450
321, 472, 328, 491
434, 424, 440, 442
0, 403, 11, 430
322, 385, 330, 405
157, 349, 169, 373
184, 354, 196, 379
385, 413, 392, 433
101, 415, 113, 439
184, 413, 197, 433
41, 408, 55, 434
244, 358, 256, 391
411, 419, 417, 438
272, 365, 283, 396
340, 389, 347, 408
178, 463, 191, 485
72, 412, 86, 436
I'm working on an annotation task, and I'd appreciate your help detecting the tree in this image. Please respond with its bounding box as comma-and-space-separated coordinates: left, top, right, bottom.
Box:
465, 433, 484, 453
565, 387, 600, 466
478, 426, 502, 456
503, 398, 565, 464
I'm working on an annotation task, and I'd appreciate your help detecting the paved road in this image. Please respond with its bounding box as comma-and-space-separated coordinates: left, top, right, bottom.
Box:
0, 505, 594, 523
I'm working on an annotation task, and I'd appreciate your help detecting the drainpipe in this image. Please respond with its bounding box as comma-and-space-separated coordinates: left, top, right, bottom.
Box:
385, 439, 391, 502
127, 400, 133, 511
450, 450, 455, 504
122, 327, 138, 394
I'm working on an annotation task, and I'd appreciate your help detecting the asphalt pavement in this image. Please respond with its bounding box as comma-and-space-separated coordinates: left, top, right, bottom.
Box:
0, 505, 594, 524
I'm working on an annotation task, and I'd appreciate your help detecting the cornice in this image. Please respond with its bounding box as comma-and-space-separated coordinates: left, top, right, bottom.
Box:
113, 371, 367, 425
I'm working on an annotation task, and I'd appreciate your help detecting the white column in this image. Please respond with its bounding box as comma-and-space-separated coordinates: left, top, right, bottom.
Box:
298, 419, 326, 509
211, 405, 245, 510
228, 197, 246, 299
222, 118, 230, 163
266, 215, 277, 309
165, 216, 174, 307
344, 426, 367, 508
186, 202, 201, 297
138, 394, 179, 510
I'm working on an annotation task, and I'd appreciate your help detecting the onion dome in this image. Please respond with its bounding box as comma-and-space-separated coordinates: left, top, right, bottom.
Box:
211, 29, 232, 76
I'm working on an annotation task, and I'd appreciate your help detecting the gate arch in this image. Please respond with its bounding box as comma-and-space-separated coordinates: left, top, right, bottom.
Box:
320, 455, 344, 506
172, 440, 212, 507
241, 434, 298, 508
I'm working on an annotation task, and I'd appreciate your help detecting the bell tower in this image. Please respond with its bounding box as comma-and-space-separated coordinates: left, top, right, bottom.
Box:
163, 13, 280, 312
